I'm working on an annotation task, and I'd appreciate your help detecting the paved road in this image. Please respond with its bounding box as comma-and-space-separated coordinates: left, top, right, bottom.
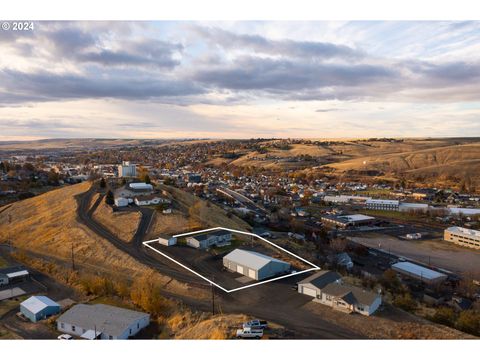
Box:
76, 187, 363, 339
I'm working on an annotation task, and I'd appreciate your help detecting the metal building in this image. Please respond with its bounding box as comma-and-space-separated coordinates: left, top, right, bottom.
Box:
223, 249, 291, 280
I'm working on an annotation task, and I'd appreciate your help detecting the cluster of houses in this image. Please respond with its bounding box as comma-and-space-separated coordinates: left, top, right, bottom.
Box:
113, 182, 171, 210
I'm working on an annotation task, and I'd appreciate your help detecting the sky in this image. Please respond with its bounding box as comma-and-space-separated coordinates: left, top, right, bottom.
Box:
1, 20, 480, 140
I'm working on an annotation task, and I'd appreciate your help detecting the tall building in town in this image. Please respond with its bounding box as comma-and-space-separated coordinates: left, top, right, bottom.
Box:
444, 226, 480, 250
118, 161, 136, 178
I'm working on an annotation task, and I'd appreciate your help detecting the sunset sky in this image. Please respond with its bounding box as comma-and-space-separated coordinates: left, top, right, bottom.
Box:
1, 21, 480, 140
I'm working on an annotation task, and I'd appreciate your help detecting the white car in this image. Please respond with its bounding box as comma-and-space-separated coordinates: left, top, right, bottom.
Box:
243, 319, 268, 329
57, 334, 73, 340
236, 328, 263, 339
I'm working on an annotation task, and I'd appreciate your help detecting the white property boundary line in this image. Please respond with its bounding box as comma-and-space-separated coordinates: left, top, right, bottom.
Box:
143, 227, 320, 293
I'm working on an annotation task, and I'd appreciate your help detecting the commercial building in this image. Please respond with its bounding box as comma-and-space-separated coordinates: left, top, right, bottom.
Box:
0, 266, 29, 286
321, 214, 376, 229
56, 304, 150, 340
114, 197, 129, 207
128, 182, 153, 192
118, 161, 136, 178
223, 249, 291, 280
444, 226, 480, 250
20, 296, 61, 322
365, 199, 400, 211
323, 195, 371, 204
186, 229, 232, 249
391, 261, 448, 285
297, 270, 342, 298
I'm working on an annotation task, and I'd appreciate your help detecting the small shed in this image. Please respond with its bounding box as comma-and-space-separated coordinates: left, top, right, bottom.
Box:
20, 296, 61, 322
158, 237, 177, 246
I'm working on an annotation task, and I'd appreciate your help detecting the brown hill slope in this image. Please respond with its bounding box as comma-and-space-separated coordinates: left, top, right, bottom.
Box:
324, 143, 480, 189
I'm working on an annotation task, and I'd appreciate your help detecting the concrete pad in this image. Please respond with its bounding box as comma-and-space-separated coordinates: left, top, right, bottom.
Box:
0, 287, 26, 301
236, 276, 255, 284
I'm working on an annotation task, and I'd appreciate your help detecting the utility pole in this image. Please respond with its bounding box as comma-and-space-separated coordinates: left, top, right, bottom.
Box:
8, 214, 12, 253
211, 277, 215, 316
71, 241, 75, 271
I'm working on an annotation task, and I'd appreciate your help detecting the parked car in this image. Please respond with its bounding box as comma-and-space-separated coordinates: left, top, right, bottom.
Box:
243, 319, 268, 329
236, 328, 263, 339
57, 334, 73, 340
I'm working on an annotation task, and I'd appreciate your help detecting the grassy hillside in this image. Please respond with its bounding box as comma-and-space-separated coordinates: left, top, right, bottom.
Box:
325, 143, 480, 188
92, 194, 141, 242
0, 182, 205, 298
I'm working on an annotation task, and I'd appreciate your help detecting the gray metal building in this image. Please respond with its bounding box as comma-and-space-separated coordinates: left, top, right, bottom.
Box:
56, 303, 150, 340
223, 249, 291, 280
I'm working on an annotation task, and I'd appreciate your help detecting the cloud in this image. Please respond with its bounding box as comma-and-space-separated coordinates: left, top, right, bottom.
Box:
0, 69, 204, 103
192, 25, 364, 60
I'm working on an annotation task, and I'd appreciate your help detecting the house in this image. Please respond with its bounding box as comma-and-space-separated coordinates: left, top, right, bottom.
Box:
56, 304, 150, 340
391, 261, 448, 285
297, 270, 342, 298
223, 249, 291, 280
134, 194, 169, 206
186, 229, 232, 249
20, 296, 61, 322
317, 282, 382, 316
0, 266, 29, 286
114, 197, 129, 207
336, 252, 354, 269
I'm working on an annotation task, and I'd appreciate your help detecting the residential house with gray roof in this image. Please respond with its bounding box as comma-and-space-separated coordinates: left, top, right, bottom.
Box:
56, 304, 150, 340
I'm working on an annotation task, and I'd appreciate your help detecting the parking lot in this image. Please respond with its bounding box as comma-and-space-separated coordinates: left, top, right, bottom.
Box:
146, 238, 311, 291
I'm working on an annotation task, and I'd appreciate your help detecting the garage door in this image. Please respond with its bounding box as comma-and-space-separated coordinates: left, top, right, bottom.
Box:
248, 269, 256, 279
236, 265, 244, 274
302, 286, 317, 298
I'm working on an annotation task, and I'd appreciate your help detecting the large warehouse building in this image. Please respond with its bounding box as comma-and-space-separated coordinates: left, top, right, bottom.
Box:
444, 226, 480, 250
223, 249, 291, 280
391, 261, 448, 285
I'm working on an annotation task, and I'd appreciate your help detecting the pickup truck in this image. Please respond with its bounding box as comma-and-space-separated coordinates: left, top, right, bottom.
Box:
243, 319, 268, 329
236, 328, 263, 339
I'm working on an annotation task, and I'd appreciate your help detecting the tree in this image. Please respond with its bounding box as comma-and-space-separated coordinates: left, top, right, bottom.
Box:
330, 237, 347, 253
381, 269, 401, 291
130, 273, 168, 316
393, 293, 417, 312
144, 174, 151, 184
105, 190, 114, 205
431, 307, 456, 327
455, 310, 480, 336
47, 169, 60, 185
99, 177, 106, 188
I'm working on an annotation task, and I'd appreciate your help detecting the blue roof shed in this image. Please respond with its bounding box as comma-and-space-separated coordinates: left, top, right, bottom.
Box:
20, 296, 61, 323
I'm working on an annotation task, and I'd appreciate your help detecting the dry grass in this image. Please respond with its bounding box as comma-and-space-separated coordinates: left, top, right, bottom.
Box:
303, 302, 476, 339
325, 143, 480, 188
166, 309, 249, 339
92, 197, 141, 242
0, 182, 208, 300
148, 211, 192, 238
160, 185, 251, 232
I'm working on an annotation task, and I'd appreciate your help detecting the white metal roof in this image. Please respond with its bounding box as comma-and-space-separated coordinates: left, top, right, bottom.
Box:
21, 296, 60, 314
129, 182, 152, 189
392, 262, 447, 280
446, 226, 480, 239
224, 249, 288, 270
6, 270, 29, 278
340, 214, 375, 222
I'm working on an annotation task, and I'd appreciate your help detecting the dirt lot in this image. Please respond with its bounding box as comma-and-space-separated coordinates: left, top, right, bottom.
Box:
350, 233, 480, 276
148, 236, 312, 291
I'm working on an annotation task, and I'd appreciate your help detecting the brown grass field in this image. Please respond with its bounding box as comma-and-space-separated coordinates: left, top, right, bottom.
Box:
92, 195, 141, 242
